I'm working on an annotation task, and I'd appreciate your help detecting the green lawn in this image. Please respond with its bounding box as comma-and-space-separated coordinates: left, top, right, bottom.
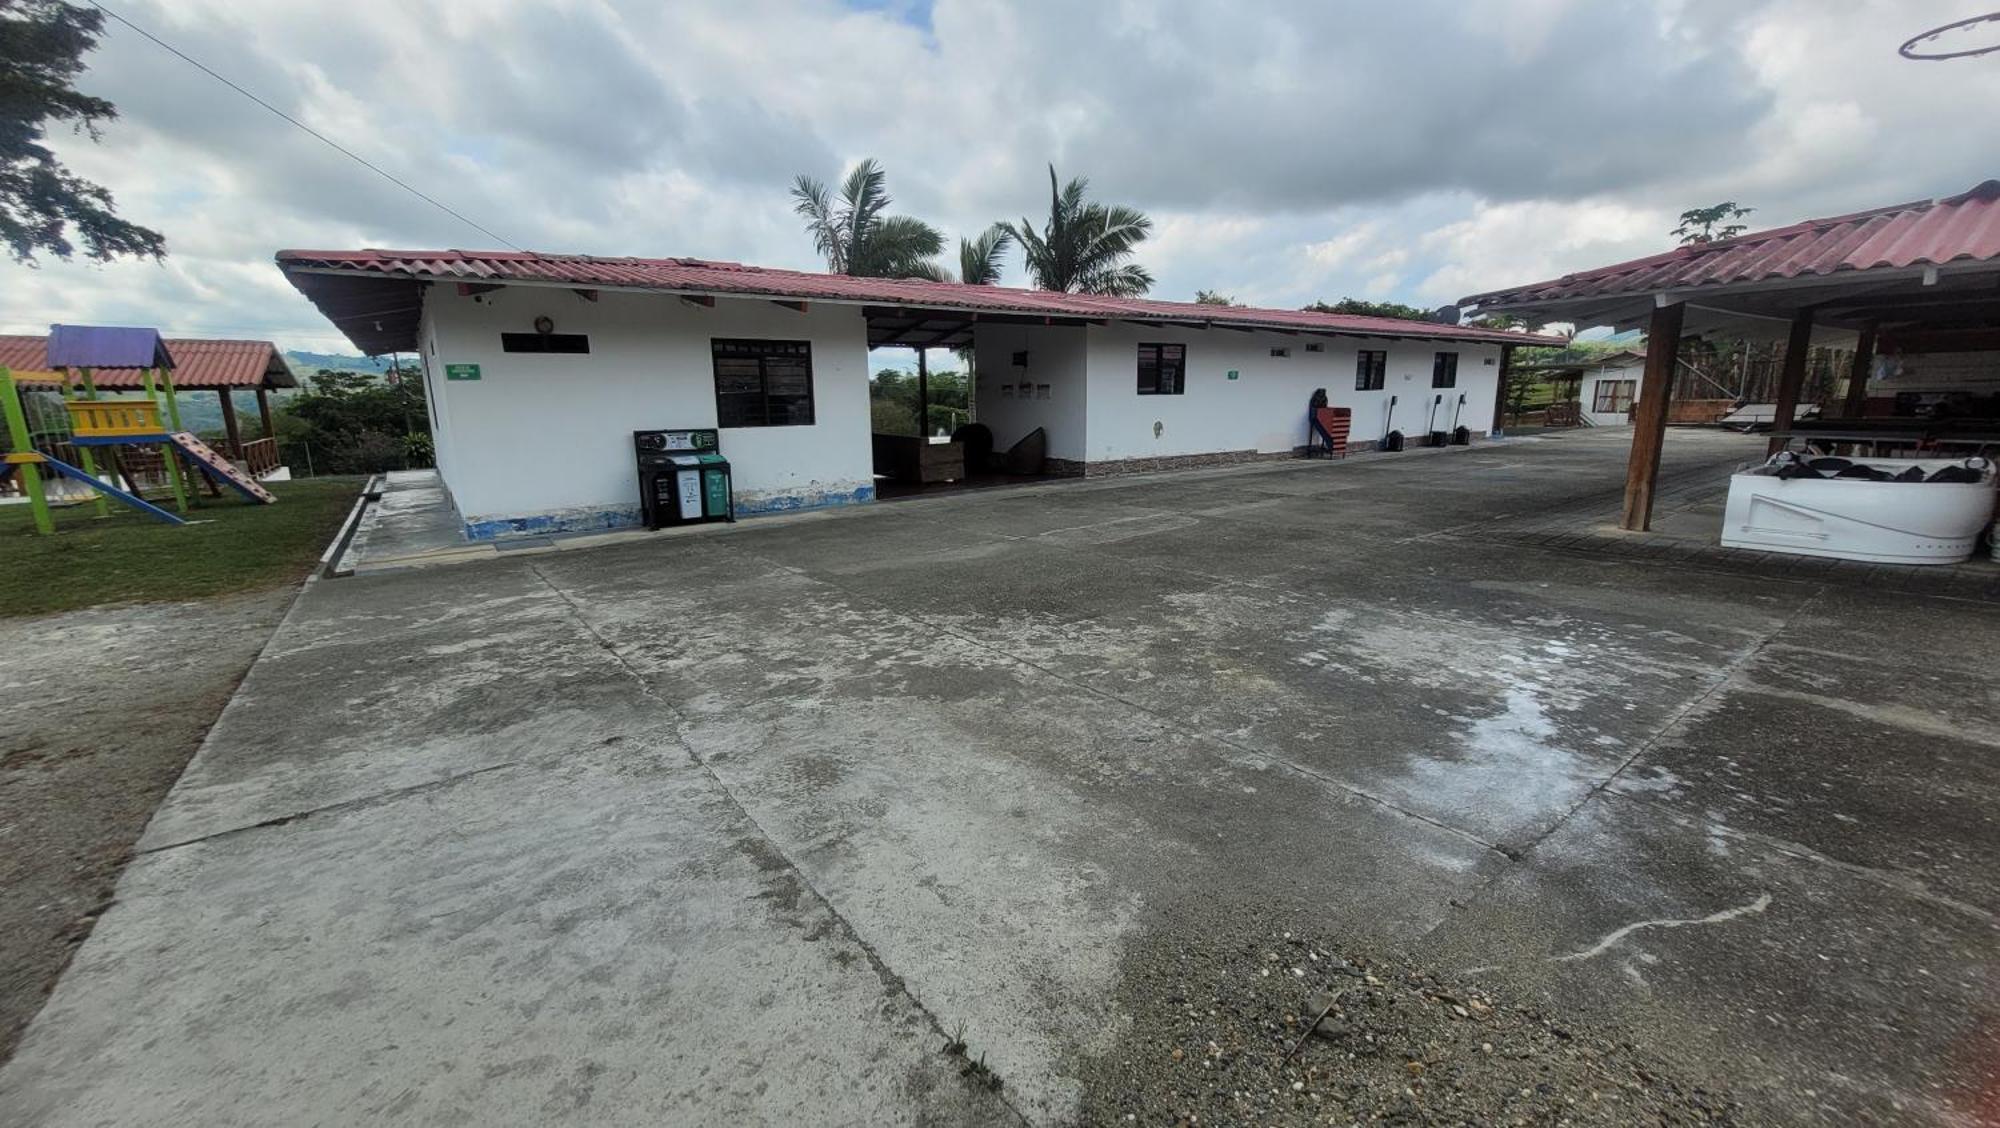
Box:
0, 477, 364, 618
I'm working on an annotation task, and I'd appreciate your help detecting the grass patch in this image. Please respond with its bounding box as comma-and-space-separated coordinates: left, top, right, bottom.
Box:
0, 477, 364, 618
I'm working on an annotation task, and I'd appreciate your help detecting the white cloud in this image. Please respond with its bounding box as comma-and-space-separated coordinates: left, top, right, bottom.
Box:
2, 0, 1993, 351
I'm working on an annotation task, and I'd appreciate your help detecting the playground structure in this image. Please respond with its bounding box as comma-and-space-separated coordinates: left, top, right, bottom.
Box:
1, 326, 276, 535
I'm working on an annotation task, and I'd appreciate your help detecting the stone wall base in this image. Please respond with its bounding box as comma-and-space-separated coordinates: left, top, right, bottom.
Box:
1077, 449, 1294, 478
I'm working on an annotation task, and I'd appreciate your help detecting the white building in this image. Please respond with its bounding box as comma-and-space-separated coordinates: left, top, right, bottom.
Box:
280, 250, 1550, 540
1575, 350, 1646, 427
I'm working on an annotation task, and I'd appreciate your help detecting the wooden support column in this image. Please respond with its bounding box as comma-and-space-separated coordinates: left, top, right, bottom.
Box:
256, 386, 276, 437
217, 388, 243, 457
1841, 324, 1876, 419
1620, 301, 1685, 532
916, 348, 930, 438
1492, 344, 1514, 434
1768, 309, 1814, 455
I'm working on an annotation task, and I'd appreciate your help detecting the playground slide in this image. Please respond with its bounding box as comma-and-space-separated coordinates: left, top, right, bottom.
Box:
171, 433, 277, 504
34, 453, 187, 525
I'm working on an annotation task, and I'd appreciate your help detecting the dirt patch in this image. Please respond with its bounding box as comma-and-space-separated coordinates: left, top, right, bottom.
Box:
1078, 912, 1740, 1126
0, 588, 296, 1063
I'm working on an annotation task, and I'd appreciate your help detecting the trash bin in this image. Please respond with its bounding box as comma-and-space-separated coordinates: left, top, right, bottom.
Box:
697, 452, 733, 521
635, 428, 733, 528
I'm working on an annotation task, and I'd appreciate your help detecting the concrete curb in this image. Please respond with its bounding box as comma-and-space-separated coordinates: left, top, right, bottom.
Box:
320, 474, 384, 579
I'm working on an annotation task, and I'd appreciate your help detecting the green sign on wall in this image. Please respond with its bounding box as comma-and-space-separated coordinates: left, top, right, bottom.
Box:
1226, 369, 1240, 381
445, 363, 481, 381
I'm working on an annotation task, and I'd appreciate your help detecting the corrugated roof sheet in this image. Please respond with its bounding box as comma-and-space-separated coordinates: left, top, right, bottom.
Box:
277, 248, 1562, 352
1463, 180, 2000, 310
0, 335, 296, 390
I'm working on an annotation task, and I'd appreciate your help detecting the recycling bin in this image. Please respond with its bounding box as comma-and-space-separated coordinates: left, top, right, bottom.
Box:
635, 429, 734, 528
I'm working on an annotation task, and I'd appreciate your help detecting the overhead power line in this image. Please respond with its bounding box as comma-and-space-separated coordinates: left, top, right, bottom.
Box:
90, 1, 523, 250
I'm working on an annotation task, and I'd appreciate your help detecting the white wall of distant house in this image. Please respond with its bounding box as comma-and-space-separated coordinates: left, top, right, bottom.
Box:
1579, 361, 1643, 427
972, 322, 1091, 463
1079, 321, 1503, 463
421, 287, 873, 534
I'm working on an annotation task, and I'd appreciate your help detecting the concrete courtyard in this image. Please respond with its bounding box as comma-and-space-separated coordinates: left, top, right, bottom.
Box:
2, 429, 1995, 1125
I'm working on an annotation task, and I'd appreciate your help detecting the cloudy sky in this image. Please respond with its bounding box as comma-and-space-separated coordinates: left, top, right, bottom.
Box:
6, 0, 1998, 354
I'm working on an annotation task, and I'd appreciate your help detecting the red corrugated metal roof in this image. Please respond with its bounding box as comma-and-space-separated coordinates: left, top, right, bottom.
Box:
0, 336, 295, 390
277, 248, 1563, 350
1463, 180, 2000, 310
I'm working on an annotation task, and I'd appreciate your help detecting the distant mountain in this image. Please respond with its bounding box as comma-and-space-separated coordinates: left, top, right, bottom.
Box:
286, 350, 393, 374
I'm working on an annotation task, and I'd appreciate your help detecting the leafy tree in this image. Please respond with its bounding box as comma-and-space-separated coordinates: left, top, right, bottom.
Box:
1304, 297, 1434, 322
1673, 202, 1754, 245
1, 0, 165, 263
957, 223, 1013, 285
1194, 289, 1238, 306
870, 367, 968, 437
791, 158, 945, 280
279, 367, 432, 475
1003, 165, 1153, 296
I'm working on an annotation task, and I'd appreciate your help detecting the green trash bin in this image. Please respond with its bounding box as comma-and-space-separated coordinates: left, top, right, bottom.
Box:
697, 453, 734, 522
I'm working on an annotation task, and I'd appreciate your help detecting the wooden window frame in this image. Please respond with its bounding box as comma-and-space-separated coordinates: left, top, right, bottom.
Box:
712, 338, 816, 428
1593, 379, 1637, 414
1137, 342, 1186, 395
1355, 349, 1387, 391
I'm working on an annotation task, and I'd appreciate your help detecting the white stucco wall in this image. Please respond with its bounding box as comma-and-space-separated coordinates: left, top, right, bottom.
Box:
1079, 321, 1503, 462
1579, 361, 1643, 427
423, 287, 873, 537
971, 322, 1089, 462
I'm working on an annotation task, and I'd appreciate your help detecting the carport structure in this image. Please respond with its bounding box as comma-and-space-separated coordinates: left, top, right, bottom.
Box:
1462, 180, 2000, 530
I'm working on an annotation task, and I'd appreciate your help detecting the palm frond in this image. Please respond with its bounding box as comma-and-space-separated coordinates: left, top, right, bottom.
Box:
1009, 165, 1152, 295
958, 224, 1013, 285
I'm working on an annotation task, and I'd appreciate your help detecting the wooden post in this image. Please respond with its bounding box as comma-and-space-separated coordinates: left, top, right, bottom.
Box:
218, 388, 243, 457
1492, 344, 1514, 435
916, 348, 930, 438
1620, 301, 1685, 532
1768, 310, 1814, 455
1841, 324, 1876, 419
256, 386, 275, 437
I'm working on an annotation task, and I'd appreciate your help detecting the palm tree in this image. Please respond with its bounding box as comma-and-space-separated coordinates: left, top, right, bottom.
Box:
957, 224, 1013, 286
1003, 165, 1153, 296
791, 158, 946, 280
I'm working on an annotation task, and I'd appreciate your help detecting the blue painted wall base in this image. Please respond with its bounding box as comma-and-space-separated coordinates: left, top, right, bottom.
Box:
461, 485, 876, 542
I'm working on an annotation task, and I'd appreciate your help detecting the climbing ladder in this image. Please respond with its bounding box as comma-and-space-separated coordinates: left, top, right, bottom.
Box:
169, 432, 276, 503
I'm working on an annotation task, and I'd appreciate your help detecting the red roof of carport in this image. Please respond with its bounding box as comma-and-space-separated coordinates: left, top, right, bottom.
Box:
0, 335, 297, 390
1462, 179, 2000, 310
276, 247, 1567, 355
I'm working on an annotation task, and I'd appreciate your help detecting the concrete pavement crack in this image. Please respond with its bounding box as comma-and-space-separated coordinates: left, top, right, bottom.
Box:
525, 563, 1036, 1128
135, 759, 524, 856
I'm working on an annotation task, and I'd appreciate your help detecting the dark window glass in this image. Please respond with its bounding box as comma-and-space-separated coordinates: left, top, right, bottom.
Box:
501, 332, 590, 353
1431, 351, 1458, 388
1355, 350, 1387, 391
1137, 343, 1186, 395
712, 339, 815, 427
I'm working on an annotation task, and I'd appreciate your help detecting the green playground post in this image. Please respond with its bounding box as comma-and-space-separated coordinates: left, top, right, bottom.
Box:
1, 367, 54, 535
71, 367, 111, 519
142, 366, 190, 514
159, 365, 185, 431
